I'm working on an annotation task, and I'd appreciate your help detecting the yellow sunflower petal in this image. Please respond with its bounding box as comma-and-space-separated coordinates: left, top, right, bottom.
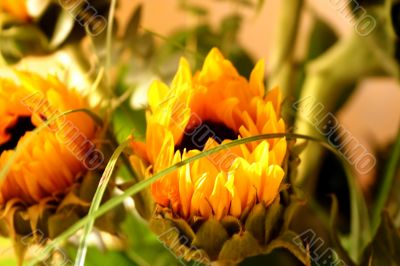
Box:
250, 59, 266, 97
261, 165, 284, 205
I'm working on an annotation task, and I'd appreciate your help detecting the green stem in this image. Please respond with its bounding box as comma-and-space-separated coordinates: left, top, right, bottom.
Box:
269, 0, 303, 98
105, 0, 117, 101
106, 129, 139, 182
106, 0, 117, 74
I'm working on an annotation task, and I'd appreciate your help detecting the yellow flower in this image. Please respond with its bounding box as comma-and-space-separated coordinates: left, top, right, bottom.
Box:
0, 71, 98, 206
0, 0, 30, 22
131, 48, 287, 220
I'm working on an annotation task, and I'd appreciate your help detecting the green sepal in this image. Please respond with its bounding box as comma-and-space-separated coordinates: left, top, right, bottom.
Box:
220, 216, 241, 236
0, 169, 125, 262
13, 234, 29, 266
218, 231, 262, 263
245, 203, 266, 244
264, 230, 310, 266
191, 219, 229, 260
149, 214, 210, 263
48, 211, 80, 239
264, 195, 284, 244
150, 193, 308, 264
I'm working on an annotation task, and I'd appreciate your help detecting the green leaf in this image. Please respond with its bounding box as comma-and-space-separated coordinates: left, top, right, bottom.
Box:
372, 128, 400, 234
0, 258, 17, 266
220, 14, 242, 37
124, 5, 142, 39
216, 0, 254, 8
74, 139, 130, 266
0, 25, 49, 63
179, 1, 208, 16
112, 107, 146, 142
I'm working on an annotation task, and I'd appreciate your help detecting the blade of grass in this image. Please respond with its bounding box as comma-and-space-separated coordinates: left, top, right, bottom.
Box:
75, 138, 130, 266
106, 0, 117, 74
26, 132, 346, 266
372, 127, 400, 235
342, 161, 370, 262
0, 108, 103, 183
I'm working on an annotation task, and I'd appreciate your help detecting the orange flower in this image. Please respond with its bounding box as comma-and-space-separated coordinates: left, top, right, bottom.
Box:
131, 48, 287, 220
0, 71, 98, 206
0, 0, 30, 22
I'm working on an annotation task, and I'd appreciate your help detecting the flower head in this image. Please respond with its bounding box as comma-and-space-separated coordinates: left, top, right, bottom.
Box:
130, 48, 291, 263
0, 71, 98, 206
131, 48, 287, 221
0, 72, 128, 264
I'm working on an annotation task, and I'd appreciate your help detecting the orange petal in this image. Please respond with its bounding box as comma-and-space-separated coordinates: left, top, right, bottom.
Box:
179, 164, 194, 218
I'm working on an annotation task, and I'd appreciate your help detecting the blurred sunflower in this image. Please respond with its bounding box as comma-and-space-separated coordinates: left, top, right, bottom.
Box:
0, 0, 30, 21
0, 71, 98, 205
0, 71, 116, 259
130, 48, 293, 263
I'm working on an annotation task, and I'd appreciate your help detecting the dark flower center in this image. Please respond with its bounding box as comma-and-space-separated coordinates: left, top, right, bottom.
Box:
175, 120, 237, 152
0, 116, 36, 154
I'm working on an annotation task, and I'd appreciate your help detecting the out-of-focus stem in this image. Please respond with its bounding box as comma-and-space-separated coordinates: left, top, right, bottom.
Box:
294, 14, 396, 260
269, 0, 303, 99
294, 29, 393, 188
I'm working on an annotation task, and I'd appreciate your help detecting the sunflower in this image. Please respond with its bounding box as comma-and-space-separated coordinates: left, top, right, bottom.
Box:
0, 71, 98, 206
0, 0, 30, 21
130, 48, 297, 263
0, 71, 118, 261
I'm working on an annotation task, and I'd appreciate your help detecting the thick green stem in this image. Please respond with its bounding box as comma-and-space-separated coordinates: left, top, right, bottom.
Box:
294, 8, 397, 260
269, 0, 303, 98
